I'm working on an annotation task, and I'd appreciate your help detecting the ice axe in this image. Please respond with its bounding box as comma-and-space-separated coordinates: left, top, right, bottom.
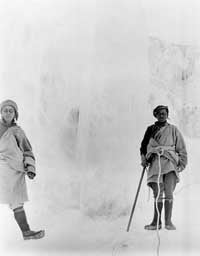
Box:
126, 166, 146, 232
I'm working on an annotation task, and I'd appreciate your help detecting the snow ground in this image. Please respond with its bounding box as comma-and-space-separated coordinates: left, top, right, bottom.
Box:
0, 197, 200, 256
0, 139, 199, 256
0, 155, 200, 256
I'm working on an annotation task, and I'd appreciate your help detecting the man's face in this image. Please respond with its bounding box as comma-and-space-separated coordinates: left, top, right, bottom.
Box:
1, 106, 15, 124
156, 109, 168, 123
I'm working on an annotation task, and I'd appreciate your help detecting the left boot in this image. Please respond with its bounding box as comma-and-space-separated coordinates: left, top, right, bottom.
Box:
164, 199, 176, 230
144, 201, 163, 230
13, 206, 45, 240
23, 230, 45, 240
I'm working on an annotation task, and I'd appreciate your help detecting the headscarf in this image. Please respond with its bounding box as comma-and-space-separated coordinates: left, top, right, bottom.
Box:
153, 105, 168, 118
0, 99, 19, 120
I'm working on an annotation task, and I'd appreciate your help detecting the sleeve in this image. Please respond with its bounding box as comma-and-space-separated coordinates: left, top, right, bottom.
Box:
14, 127, 36, 174
175, 127, 188, 171
140, 126, 153, 157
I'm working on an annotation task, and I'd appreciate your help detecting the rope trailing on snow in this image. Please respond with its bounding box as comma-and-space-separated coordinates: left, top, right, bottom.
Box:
112, 150, 164, 256
112, 241, 128, 256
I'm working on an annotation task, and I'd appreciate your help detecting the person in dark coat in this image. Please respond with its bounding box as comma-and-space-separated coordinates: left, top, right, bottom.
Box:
140, 105, 187, 230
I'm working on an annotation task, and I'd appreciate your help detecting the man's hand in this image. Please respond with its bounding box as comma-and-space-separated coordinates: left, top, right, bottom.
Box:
25, 165, 36, 179
141, 155, 148, 168
27, 171, 36, 179
177, 165, 184, 173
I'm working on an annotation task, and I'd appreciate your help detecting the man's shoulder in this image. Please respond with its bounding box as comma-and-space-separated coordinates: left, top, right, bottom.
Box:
9, 125, 25, 136
147, 124, 155, 130
167, 123, 182, 135
167, 123, 178, 129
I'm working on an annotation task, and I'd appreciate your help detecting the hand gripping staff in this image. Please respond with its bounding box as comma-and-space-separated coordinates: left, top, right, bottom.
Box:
126, 167, 146, 232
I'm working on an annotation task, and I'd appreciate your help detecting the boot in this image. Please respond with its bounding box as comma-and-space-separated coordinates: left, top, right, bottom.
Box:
13, 207, 45, 240
144, 201, 163, 230
164, 199, 176, 230
23, 230, 45, 240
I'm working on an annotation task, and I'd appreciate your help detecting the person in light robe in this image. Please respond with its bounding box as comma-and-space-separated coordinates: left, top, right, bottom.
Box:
0, 99, 44, 240
140, 105, 187, 230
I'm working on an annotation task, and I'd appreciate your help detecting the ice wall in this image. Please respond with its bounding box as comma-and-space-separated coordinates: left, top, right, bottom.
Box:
1, 0, 200, 219
0, 0, 151, 218
77, 0, 151, 217
148, 37, 200, 138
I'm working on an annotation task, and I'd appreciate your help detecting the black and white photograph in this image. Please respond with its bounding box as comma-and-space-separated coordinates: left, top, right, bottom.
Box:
0, 0, 200, 256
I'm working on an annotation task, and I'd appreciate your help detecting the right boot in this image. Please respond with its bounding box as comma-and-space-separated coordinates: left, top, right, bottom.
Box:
144, 201, 163, 230
13, 206, 45, 240
164, 199, 176, 230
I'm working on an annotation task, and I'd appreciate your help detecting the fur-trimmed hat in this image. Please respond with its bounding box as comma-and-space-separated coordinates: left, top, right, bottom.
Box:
153, 105, 168, 118
0, 99, 19, 120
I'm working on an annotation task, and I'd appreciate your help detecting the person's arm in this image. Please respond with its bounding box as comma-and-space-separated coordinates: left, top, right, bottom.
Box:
175, 127, 187, 172
14, 127, 36, 179
140, 126, 152, 167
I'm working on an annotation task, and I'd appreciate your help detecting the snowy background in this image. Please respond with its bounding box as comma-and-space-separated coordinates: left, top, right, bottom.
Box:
0, 0, 200, 255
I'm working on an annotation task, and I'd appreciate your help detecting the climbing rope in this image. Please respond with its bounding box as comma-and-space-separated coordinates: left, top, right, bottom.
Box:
155, 149, 163, 256
112, 149, 163, 256
112, 240, 129, 256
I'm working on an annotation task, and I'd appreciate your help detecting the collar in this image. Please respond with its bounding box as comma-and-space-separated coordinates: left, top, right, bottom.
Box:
155, 121, 168, 127
0, 119, 16, 128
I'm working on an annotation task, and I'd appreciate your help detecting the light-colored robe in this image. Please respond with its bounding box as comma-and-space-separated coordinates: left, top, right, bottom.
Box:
0, 126, 34, 205
146, 123, 187, 184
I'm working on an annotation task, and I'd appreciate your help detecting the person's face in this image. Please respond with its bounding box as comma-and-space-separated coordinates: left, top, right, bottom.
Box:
1, 106, 15, 124
156, 109, 168, 123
